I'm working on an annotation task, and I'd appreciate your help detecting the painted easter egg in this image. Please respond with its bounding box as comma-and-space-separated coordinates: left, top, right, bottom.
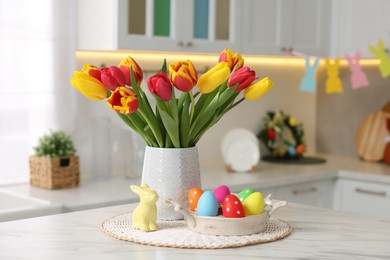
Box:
222, 194, 245, 218
288, 146, 296, 156
242, 191, 265, 215
213, 185, 231, 204
237, 187, 255, 202
196, 191, 219, 216
188, 187, 204, 211
296, 144, 304, 155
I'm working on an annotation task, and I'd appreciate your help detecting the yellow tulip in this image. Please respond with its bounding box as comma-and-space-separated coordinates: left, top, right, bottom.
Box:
243, 77, 273, 101
70, 71, 107, 101
197, 62, 231, 93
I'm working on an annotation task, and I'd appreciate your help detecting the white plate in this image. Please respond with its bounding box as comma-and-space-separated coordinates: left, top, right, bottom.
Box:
221, 128, 260, 172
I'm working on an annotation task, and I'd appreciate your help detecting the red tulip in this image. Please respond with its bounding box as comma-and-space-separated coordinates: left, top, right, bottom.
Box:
147, 72, 172, 102
101, 66, 126, 91
227, 67, 256, 91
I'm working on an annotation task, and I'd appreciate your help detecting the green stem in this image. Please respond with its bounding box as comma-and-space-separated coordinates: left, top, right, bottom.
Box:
189, 91, 195, 123
138, 109, 164, 147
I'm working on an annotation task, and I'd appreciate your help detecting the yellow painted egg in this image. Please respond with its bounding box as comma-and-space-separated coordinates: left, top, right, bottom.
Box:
242, 191, 264, 215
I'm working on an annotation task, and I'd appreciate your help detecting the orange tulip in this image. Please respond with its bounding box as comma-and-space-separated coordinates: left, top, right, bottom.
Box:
81, 64, 101, 82
169, 60, 198, 92
107, 86, 139, 114
119, 56, 143, 86
218, 48, 244, 72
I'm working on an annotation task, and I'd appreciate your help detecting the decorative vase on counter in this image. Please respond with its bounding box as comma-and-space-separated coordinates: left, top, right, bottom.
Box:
141, 146, 201, 220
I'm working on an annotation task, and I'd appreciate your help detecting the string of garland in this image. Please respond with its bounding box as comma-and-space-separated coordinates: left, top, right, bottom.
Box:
258, 111, 305, 159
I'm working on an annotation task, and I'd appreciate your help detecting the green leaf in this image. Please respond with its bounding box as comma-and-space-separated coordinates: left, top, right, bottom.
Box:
161, 59, 168, 74
159, 110, 180, 148
189, 93, 219, 142
193, 87, 219, 122
179, 98, 190, 147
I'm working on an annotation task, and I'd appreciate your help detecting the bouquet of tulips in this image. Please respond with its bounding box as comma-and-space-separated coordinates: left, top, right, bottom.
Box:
70, 49, 273, 148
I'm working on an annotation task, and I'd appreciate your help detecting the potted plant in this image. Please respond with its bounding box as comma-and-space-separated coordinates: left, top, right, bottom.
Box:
29, 130, 79, 189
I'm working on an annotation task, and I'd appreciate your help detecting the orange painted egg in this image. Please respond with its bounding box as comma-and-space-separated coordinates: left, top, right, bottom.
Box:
188, 187, 204, 211
296, 144, 305, 155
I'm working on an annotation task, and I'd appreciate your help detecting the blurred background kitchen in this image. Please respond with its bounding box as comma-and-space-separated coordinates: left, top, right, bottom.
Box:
1, 0, 389, 185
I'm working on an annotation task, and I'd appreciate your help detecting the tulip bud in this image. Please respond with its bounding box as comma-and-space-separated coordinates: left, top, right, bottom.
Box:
100, 66, 126, 91
118, 56, 143, 86
218, 48, 244, 71
228, 67, 256, 92
107, 86, 139, 114
70, 71, 107, 101
198, 62, 231, 94
243, 77, 274, 101
169, 60, 198, 92
147, 72, 172, 102
82, 64, 102, 82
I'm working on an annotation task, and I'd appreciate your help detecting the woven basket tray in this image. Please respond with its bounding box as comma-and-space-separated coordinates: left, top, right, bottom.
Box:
29, 155, 80, 189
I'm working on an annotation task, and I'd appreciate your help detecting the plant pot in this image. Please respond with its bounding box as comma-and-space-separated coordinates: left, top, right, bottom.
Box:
29, 155, 80, 189
141, 146, 201, 220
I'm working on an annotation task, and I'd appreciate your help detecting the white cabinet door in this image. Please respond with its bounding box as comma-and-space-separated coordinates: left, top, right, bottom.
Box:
77, 0, 242, 53
275, 180, 334, 208
242, 0, 330, 56
331, 0, 390, 57
336, 179, 390, 219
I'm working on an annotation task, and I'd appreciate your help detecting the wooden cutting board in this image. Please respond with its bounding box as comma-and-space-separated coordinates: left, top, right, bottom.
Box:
355, 110, 390, 161
382, 101, 390, 113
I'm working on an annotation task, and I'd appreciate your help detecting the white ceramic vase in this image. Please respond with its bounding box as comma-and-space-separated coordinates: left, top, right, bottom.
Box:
141, 146, 201, 220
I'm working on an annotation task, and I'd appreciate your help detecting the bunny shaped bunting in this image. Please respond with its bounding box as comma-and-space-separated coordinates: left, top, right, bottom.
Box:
345, 51, 369, 89
325, 58, 343, 94
300, 56, 319, 93
369, 39, 390, 78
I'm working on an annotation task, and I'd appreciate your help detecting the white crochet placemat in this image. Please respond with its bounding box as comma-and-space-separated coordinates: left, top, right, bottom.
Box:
101, 212, 292, 249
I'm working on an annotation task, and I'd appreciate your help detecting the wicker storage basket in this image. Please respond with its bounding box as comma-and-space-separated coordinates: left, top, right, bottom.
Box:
29, 156, 80, 189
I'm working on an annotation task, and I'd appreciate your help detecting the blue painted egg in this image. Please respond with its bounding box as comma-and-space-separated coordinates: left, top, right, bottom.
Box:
196, 191, 219, 216
288, 146, 296, 156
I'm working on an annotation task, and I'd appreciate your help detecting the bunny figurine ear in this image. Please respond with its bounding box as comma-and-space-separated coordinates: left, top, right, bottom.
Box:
130, 185, 140, 194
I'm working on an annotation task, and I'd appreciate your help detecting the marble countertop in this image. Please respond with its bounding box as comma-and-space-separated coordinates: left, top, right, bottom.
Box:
0, 202, 389, 259
0, 153, 389, 222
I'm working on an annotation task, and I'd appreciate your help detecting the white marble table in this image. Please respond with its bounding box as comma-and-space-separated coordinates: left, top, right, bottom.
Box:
0, 202, 389, 259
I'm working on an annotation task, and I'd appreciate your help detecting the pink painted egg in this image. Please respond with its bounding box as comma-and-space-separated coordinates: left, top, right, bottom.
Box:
213, 185, 231, 204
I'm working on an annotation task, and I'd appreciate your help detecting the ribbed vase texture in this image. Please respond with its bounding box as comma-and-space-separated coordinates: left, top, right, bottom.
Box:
141, 146, 201, 220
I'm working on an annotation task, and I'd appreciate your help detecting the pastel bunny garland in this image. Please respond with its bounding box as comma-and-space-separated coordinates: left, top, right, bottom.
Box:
345, 51, 369, 89
369, 39, 390, 78
325, 58, 343, 94
300, 56, 319, 93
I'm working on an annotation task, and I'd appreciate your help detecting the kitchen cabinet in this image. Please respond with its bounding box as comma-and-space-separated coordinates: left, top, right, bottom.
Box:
241, 0, 331, 56
275, 180, 334, 208
330, 0, 390, 57
335, 179, 390, 219
78, 0, 241, 53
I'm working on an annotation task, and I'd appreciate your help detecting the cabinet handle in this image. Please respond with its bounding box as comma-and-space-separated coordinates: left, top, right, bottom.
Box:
355, 188, 387, 197
292, 187, 317, 195
178, 41, 184, 47
186, 42, 193, 47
